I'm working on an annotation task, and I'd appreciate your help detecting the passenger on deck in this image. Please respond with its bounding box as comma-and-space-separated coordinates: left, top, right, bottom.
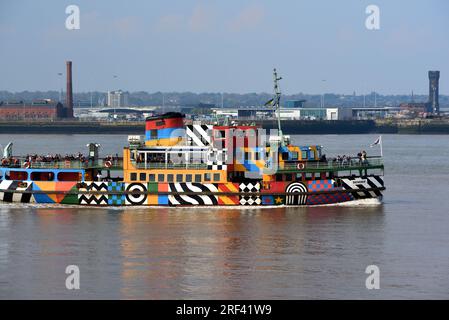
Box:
320, 154, 327, 163
361, 150, 367, 165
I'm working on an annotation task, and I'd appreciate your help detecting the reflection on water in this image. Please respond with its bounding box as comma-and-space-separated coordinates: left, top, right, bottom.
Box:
0, 205, 389, 299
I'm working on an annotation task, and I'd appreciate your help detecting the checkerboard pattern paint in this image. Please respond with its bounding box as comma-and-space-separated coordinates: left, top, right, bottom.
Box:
308, 180, 333, 191
239, 182, 261, 206
307, 179, 353, 205
108, 182, 125, 205
306, 190, 353, 205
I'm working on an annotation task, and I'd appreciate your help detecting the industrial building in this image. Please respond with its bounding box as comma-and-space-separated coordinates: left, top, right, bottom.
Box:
0, 60, 74, 120
0, 100, 65, 120
213, 106, 352, 120
107, 90, 129, 108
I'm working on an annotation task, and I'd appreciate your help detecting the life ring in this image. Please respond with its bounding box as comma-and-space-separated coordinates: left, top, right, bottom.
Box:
296, 163, 305, 170
104, 160, 112, 168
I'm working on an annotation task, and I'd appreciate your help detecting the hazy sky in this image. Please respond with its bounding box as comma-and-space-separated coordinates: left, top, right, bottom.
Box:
0, 0, 448, 95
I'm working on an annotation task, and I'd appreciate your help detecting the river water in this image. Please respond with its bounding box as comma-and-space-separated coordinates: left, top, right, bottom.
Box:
0, 134, 448, 299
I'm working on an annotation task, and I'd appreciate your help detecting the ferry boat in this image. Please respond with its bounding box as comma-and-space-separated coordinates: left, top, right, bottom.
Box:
0, 70, 385, 207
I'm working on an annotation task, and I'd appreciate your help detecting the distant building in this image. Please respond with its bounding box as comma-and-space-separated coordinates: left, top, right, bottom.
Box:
107, 90, 129, 108
284, 100, 306, 108
213, 106, 352, 120
180, 103, 215, 114
0, 100, 65, 120
399, 103, 430, 113
428, 71, 440, 114
352, 107, 399, 119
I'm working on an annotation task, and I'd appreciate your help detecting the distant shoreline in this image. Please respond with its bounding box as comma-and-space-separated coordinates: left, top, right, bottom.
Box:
1, 119, 449, 134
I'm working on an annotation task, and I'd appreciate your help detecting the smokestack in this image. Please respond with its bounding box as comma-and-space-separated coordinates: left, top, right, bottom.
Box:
66, 61, 74, 118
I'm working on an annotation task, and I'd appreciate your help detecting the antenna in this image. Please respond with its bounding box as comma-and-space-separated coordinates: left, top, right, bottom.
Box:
273, 68, 284, 145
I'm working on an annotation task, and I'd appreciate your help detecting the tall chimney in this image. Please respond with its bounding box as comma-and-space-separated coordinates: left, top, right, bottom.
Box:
66, 60, 74, 118
428, 70, 440, 115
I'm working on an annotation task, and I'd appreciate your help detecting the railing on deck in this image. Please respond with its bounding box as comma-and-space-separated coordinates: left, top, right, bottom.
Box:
1, 158, 124, 170
130, 162, 209, 170
279, 156, 383, 172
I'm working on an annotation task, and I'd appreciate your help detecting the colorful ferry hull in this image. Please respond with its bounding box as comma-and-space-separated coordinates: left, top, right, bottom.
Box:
0, 177, 384, 206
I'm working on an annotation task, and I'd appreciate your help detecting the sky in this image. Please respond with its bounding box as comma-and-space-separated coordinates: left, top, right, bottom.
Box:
0, 0, 448, 95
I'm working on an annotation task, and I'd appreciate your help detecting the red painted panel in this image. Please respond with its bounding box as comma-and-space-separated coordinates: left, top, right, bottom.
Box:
145, 117, 184, 130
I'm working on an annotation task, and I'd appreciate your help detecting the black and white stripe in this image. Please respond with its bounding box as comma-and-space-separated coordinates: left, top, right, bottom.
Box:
186, 125, 212, 147
340, 176, 384, 199
0, 180, 33, 203
168, 183, 218, 206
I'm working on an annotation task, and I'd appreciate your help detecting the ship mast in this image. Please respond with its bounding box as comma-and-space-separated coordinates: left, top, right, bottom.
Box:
273, 68, 284, 146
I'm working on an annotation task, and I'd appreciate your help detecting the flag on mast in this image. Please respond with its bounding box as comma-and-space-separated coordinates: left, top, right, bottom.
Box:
370, 136, 381, 147
370, 136, 383, 157
264, 98, 274, 107
3, 142, 13, 158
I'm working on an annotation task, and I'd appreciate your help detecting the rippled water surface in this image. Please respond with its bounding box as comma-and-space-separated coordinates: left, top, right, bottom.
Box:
0, 134, 448, 299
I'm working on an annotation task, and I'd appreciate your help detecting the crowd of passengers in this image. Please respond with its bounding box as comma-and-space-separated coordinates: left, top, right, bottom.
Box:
1, 153, 121, 167
327, 150, 368, 165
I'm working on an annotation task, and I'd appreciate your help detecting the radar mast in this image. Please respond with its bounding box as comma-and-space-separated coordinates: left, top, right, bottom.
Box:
273, 68, 284, 146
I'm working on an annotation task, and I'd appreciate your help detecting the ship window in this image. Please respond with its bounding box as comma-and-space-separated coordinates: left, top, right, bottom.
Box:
176, 174, 183, 182
31, 172, 54, 181
276, 174, 283, 182
213, 173, 220, 182
195, 174, 201, 183
157, 174, 164, 182
282, 152, 289, 160
149, 130, 157, 139
57, 172, 79, 181
130, 172, 137, 181
291, 152, 298, 160
186, 174, 192, 182
285, 173, 293, 181
214, 130, 225, 139
204, 173, 211, 182
255, 152, 260, 160
301, 151, 308, 159
245, 152, 249, 161
149, 174, 155, 182
139, 173, 146, 181
167, 174, 174, 182
9, 171, 28, 181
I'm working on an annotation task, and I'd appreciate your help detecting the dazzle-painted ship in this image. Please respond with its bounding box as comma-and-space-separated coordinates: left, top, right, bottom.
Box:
0, 70, 385, 207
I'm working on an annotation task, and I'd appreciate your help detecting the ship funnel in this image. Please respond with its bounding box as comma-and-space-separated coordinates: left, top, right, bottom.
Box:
145, 112, 185, 146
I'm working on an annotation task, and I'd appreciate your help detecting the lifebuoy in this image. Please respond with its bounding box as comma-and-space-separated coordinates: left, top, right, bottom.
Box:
104, 160, 112, 168
296, 163, 305, 170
